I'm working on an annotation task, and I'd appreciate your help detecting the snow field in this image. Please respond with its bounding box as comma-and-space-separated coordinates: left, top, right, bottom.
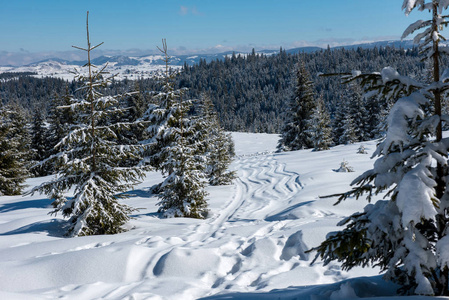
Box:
0, 132, 443, 299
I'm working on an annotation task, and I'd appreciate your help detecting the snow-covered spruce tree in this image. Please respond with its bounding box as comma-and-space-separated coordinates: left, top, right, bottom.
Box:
277, 61, 316, 151
30, 12, 145, 237
42, 88, 76, 176
306, 96, 333, 151
47, 87, 76, 156
310, 1, 449, 296
156, 100, 209, 218
0, 104, 30, 195
198, 93, 236, 185
143, 40, 208, 218
10, 103, 32, 168
30, 109, 52, 176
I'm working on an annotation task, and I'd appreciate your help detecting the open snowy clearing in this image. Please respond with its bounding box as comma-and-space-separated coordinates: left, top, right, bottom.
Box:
0, 132, 444, 299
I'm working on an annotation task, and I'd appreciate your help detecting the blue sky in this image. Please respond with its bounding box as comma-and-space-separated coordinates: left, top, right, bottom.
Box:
0, 0, 424, 63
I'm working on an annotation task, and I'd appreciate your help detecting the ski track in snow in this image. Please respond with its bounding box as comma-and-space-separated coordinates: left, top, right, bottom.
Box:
229, 154, 304, 221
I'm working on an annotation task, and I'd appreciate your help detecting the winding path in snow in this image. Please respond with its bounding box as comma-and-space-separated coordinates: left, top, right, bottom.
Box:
229, 153, 303, 221
179, 153, 304, 247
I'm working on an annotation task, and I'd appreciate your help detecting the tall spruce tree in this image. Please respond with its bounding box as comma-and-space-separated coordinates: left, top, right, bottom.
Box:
30, 12, 145, 237
143, 40, 209, 218
0, 104, 30, 195
311, 1, 449, 295
115, 82, 148, 146
155, 97, 209, 218
332, 92, 347, 144
278, 61, 316, 151
308, 97, 332, 151
307, 96, 333, 151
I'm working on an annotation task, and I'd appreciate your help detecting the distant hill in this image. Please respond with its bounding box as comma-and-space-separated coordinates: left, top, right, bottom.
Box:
0, 40, 421, 81
20, 40, 417, 68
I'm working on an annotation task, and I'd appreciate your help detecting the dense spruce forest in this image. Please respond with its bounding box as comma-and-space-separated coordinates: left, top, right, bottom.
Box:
0, 46, 432, 134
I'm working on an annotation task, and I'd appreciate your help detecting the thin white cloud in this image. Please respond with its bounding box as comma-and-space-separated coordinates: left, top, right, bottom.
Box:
191, 6, 202, 16
179, 6, 189, 16
179, 6, 203, 16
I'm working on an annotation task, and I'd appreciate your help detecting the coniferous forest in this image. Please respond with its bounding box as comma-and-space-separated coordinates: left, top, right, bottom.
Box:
0, 46, 432, 136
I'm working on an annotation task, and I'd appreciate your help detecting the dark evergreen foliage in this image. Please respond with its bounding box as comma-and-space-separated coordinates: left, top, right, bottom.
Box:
174, 46, 426, 134
46, 87, 75, 158
30, 109, 51, 176
0, 104, 30, 195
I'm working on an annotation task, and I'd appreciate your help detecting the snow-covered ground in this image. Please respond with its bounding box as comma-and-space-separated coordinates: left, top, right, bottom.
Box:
0, 133, 445, 299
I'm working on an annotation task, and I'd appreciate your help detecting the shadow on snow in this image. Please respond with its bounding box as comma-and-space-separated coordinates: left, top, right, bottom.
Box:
198, 275, 400, 300
265, 200, 315, 222
0, 218, 67, 237
0, 198, 53, 213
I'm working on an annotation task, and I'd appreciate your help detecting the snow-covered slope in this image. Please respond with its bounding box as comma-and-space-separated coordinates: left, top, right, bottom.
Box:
0, 58, 173, 81
0, 133, 443, 299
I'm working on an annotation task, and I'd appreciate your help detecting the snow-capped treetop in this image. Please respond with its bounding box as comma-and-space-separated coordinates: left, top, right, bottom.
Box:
402, 0, 449, 15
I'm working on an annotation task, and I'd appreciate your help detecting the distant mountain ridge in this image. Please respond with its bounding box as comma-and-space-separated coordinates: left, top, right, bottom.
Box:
20, 40, 418, 68
0, 40, 421, 81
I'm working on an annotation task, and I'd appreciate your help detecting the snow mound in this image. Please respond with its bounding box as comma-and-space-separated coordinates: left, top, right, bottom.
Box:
153, 247, 221, 278
280, 230, 309, 261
